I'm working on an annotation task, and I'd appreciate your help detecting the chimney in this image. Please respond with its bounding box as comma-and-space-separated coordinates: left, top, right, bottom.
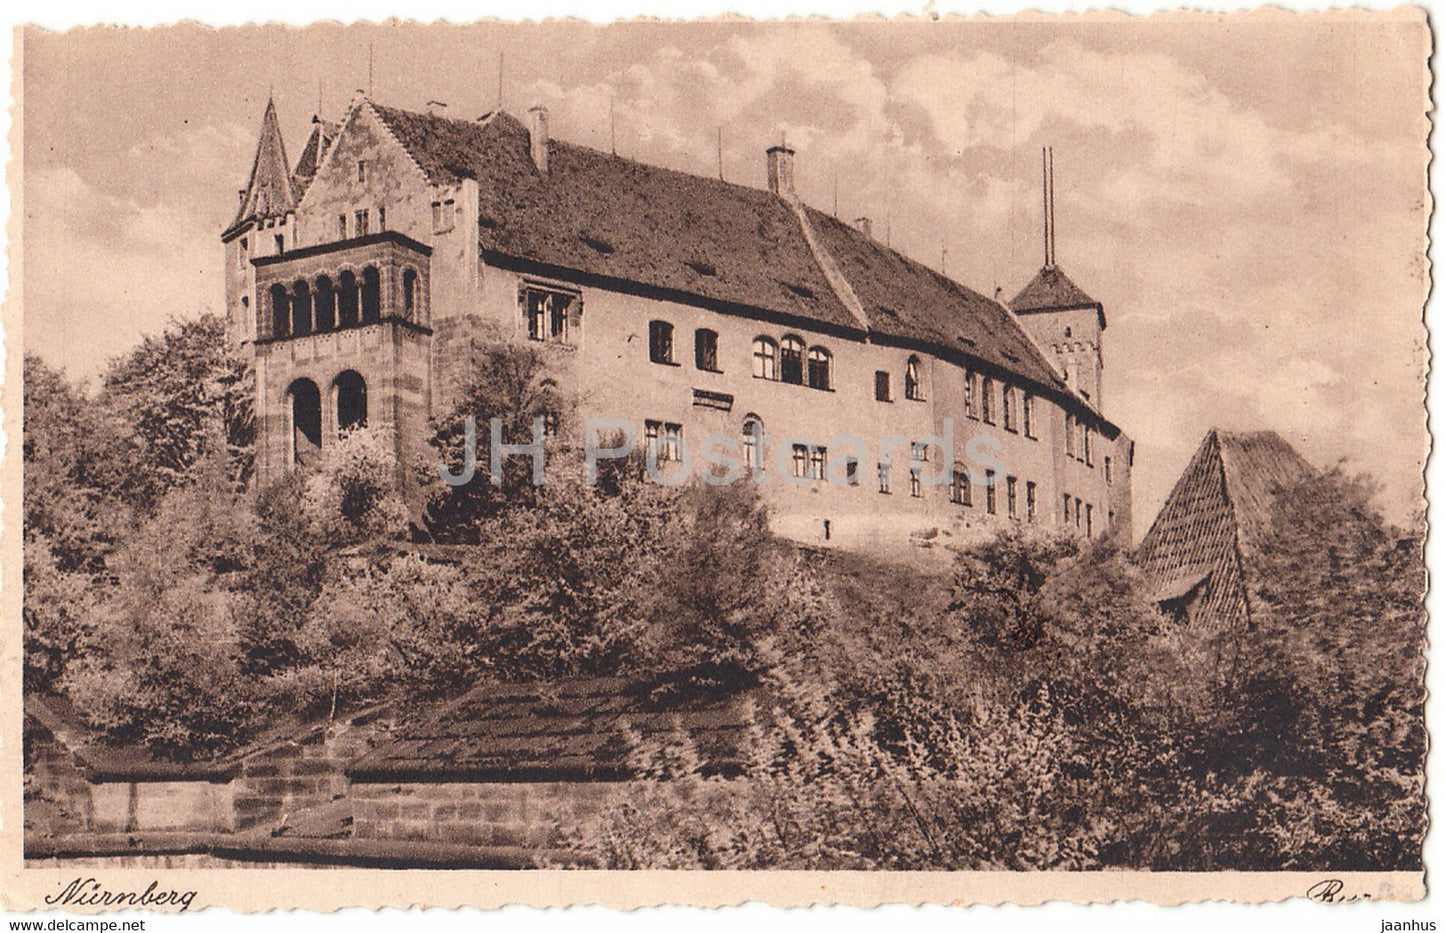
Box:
855, 216, 873, 240
528, 105, 550, 175
766, 144, 795, 197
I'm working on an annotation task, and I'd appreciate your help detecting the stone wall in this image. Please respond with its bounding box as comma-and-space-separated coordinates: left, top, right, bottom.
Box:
232, 714, 392, 833
350, 780, 634, 849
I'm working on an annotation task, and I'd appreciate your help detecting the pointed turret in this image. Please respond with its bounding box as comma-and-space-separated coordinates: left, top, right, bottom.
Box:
293, 115, 340, 200
231, 98, 298, 230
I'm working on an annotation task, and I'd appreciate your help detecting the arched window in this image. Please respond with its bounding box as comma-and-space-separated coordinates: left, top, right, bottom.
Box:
752, 337, 778, 380
904, 355, 923, 400
335, 370, 367, 432
270, 284, 290, 339
360, 267, 381, 324
780, 335, 805, 385
337, 271, 359, 327
291, 280, 312, 337
288, 378, 321, 464
648, 320, 674, 364
314, 276, 336, 332
806, 346, 832, 390
402, 269, 418, 316
741, 414, 764, 473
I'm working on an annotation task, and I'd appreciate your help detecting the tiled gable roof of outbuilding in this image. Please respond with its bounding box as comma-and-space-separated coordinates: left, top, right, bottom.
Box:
367, 101, 1099, 414
1137, 429, 1316, 629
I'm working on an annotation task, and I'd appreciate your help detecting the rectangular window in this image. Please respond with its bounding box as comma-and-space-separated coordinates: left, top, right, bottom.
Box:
982, 378, 995, 424
377, 205, 386, 230
1065, 414, 1076, 458
645, 420, 682, 463
1026, 481, 1037, 522
522, 285, 576, 343
354, 210, 370, 237
964, 370, 978, 420
273, 233, 284, 255
1007, 476, 1018, 519
809, 446, 828, 481
649, 320, 675, 364
1105, 456, 1113, 485
951, 468, 972, 506
909, 468, 922, 499
845, 457, 860, 486
238, 237, 248, 271
1003, 386, 1017, 433
878, 462, 891, 494
432, 200, 454, 234
1023, 393, 1036, 439
1084, 426, 1095, 467
357, 160, 367, 182
985, 470, 997, 514
694, 329, 719, 371
1063, 493, 1072, 527
875, 371, 892, 402
792, 445, 809, 479
338, 214, 348, 238
1086, 503, 1094, 538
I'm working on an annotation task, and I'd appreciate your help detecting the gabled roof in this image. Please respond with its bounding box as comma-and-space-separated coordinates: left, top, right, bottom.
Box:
229, 98, 298, 234
292, 117, 340, 199
1011, 265, 1102, 316
1137, 429, 1316, 628
347, 676, 755, 783
360, 100, 1105, 415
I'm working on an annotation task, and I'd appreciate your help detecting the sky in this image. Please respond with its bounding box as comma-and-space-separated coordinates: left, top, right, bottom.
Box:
18, 13, 1430, 534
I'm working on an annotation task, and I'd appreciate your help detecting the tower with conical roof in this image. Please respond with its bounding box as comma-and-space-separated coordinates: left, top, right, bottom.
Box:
223, 98, 302, 347
1010, 147, 1107, 409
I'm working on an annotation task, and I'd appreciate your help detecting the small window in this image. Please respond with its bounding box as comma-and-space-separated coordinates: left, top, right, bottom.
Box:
432, 200, 454, 234
985, 469, 997, 514
905, 356, 924, 401
791, 444, 810, 479
1063, 494, 1072, 526
1007, 476, 1018, 519
357, 160, 367, 182
741, 416, 764, 472
1023, 393, 1036, 439
752, 337, 778, 380
809, 446, 827, 481
1064, 326, 1073, 339
951, 467, 972, 506
878, 463, 892, 494
1026, 481, 1037, 522
909, 468, 922, 499
354, 210, 370, 237
1105, 456, 1113, 485
238, 237, 248, 271
874, 371, 892, 402
845, 457, 860, 486
963, 370, 978, 419
523, 285, 575, 343
338, 214, 348, 239
403, 269, 418, 314
780, 336, 805, 385
649, 321, 675, 364
1086, 503, 1094, 538
1002, 386, 1017, 433
806, 347, 832, 390
981, 377, 995, 424
644, 420, 682, 463
695, 329, 719, 372
1065, 413, 1076, 458
1084, 426, 1095, 467
274, 233, 285, 255
377, 206, 386, 230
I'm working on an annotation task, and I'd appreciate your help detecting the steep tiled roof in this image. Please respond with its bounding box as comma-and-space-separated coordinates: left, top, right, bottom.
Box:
1010, 265, 1100, 313
347, 676, 755, 782
229, 98, 298, 233
292, 117, 340, 198
365, 102, 1105, 411
1137, 429, 1315, 629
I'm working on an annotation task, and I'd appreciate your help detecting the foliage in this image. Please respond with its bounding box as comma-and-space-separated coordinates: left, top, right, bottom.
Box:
301, 425, 411, 546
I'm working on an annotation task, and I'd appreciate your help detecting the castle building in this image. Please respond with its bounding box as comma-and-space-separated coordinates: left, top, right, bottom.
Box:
222, 93, 1133, 553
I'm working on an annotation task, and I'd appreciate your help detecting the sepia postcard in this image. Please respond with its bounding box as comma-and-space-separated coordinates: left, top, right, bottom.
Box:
0, 6, 1433, 915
